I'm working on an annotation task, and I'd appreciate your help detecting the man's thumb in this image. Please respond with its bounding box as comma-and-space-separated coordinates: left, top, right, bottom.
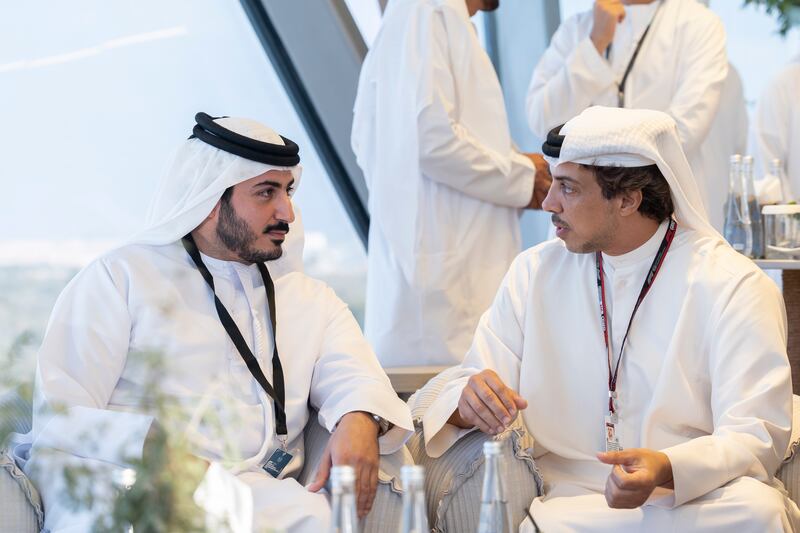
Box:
597, 450, 633, 465
513, 393, 528, 410
307, 452, 332, 492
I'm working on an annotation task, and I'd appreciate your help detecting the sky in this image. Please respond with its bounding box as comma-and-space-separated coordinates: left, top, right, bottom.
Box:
0, 0, 366, 275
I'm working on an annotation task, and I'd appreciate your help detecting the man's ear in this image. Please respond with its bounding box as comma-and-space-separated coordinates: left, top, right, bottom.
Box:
206, 200, 222, 222
619, 189, 643, 217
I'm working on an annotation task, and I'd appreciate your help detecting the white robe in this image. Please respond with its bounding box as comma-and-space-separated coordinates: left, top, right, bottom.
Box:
18, 242, 413, 532
352, 0, 534, 367
753, 56, 800, 200
525, 0, 730, 229
420, 223, 799, 531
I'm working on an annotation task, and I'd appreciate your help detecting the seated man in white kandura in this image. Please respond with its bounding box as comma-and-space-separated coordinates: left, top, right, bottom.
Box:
413, 106, 799, 531
12, 113, 413, 532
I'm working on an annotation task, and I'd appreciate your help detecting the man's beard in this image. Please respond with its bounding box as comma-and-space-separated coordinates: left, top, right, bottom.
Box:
216, 200, 286, 264
482, 0, 500, 11
552, 213, 616, 254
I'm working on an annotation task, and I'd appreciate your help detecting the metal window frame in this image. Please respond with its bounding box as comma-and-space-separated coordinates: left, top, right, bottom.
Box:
239, 0, 370, 248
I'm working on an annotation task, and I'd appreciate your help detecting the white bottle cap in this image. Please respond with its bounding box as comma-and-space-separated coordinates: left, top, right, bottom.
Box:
331, 465, 356, 486
483, 440, 502, 456
401, 465, 426, 485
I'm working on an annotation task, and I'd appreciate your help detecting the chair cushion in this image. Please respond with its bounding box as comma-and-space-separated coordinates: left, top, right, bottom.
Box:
0, 450, 43, 532
776, 395, 800, 506
407, 416, 542, 533
1, 388, 33, 436
784, 395, 800, 463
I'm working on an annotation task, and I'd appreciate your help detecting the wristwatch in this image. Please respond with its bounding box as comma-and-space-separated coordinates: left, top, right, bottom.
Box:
371, 414, 393, 437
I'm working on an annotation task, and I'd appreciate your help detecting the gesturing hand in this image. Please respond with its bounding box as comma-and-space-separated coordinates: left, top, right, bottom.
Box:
448, 369, 528, 435
591, 0, 626, 54
597, 448, 673, 508
308, 411, 380, 518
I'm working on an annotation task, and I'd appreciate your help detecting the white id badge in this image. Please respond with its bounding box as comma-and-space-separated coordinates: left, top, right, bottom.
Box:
604, 415, 622, 452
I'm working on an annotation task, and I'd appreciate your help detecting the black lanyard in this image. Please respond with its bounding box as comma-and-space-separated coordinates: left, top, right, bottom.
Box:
182, 235, 288, 438
606, 0, 663, 108
595, 218, 676, 414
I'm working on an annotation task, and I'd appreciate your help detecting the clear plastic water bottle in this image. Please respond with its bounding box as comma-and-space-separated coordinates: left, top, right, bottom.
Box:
723, 154, 753, 257
399, 465, 429, 533
742, 155, 763, 258
330, 465, 359, 533
477, 440, 513, 533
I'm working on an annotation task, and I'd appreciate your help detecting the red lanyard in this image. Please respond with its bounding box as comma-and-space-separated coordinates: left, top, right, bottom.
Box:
596, 218, 677, 414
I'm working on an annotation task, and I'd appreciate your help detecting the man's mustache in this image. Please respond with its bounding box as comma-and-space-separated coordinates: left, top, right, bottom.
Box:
264, 222, 290, 234
551, 215, 569, 229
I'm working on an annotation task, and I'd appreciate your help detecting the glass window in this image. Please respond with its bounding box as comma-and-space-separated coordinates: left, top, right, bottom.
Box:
0, 0, 367, 369
707, 2, 799, 108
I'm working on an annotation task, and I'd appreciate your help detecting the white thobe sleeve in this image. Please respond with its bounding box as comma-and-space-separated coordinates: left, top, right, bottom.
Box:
659, 273, 792, 507
664, 15, 728, 153
525, 19, 616, 138
31, 259, 154, 466
308, 285, 414, 454
422, 254, 530, 457
416, 11, 534, 208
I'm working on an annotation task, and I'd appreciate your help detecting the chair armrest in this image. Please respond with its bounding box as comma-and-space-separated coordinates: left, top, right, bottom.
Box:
406, 415, 542, 532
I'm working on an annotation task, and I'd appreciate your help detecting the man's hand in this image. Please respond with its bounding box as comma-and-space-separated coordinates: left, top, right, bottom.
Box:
591, 0, 626, 54
448, 370, 528, 434
524, 153, 552, 209
308, 411, 380, 519
597, 448, 673, 508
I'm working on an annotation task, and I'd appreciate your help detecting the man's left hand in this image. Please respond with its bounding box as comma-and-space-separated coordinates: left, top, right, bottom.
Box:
308, 411, 380, 519
524, 153, 552, 209
597, 448, 673, 508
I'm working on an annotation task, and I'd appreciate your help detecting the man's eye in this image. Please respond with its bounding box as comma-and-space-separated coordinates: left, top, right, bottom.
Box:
560, 183, 574, 194
261, 188, 275, 198
287, 186, 295, 195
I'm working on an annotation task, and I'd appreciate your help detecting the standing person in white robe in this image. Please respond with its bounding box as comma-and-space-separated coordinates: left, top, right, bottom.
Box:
415, 106, 799, 531
526, 0, 735, 230
753, 53, 800, 200
352, 0, 552, 368
14, 113, 414, 533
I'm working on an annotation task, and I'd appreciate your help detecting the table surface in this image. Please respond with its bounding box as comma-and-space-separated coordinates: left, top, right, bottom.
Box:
756, 260, 800, 270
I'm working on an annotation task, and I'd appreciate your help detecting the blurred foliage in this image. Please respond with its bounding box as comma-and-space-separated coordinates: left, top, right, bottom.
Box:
743, 0, 800, 35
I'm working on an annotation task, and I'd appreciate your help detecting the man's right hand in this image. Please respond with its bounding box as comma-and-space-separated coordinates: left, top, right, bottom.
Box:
591, 0, 626, 54
448, 370, 528, 435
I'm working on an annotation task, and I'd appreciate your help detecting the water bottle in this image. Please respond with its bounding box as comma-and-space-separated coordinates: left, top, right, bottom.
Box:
477, 440, 513, 533
770, 158, 792, 203
330, 465, 359, 533
399, 465, 429, 533
723, 154, 753, 257
742, 155, 763, 258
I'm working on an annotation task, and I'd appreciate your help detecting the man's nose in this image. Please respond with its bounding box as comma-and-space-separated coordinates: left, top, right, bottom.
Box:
278, 194, 295, 224
541, 181, 559, 213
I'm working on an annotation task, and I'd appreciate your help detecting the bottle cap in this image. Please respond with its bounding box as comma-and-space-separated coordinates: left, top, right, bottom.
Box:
401, 465, 426, 485
331, 465, 356, 486
483, 440, 502, 456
